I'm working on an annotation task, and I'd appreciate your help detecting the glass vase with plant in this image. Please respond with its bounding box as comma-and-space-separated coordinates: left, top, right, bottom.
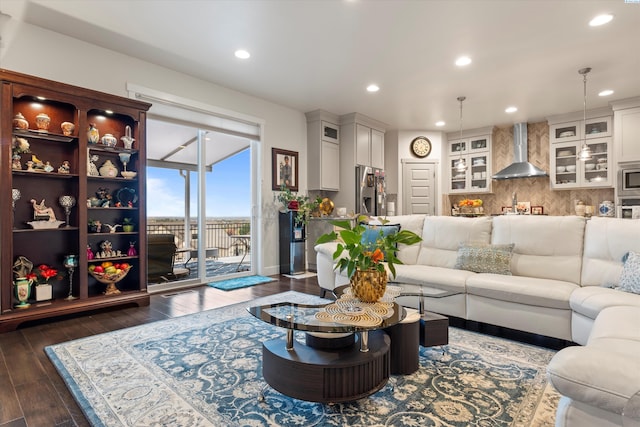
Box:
122, 217, 134, 232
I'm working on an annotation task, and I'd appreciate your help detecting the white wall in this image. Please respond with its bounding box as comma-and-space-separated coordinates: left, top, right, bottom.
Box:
1, 21, 308, 276
391, 130, 446, 215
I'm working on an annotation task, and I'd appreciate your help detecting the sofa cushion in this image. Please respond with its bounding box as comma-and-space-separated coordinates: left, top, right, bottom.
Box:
491, 215, 585, 284
618, 250, 640, 294
380, 215, 426, 265
390, 263, 471, 293
416, 216, 493, 268
570, 286, 640, 320
466, 274, 577, 309
454, 242, 514, 275
581, 217, 640, 287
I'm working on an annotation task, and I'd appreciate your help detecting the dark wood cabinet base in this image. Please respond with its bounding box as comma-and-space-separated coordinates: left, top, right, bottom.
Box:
0, 292, 150, 332
262, 330, 390, 403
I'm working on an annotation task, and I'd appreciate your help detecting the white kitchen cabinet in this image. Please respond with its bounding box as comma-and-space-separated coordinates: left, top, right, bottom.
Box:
613, 105, 640, 163
305, 110, 340, 191
446, 128, 492, 194
550, 137, 612, 189
333, 112, 387, 214
355, 123, 385, 169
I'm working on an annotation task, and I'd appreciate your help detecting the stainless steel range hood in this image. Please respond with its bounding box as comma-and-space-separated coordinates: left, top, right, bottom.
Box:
492, 123, 548, 180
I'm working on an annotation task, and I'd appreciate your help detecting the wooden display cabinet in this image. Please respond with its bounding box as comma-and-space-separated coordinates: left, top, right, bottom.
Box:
0, 69, 151, 332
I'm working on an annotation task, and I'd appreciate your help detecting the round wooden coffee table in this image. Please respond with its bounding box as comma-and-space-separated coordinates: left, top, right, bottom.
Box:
247, 301, 404, 403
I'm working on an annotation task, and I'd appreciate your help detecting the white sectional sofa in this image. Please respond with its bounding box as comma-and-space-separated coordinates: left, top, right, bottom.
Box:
314, 214, 640, 426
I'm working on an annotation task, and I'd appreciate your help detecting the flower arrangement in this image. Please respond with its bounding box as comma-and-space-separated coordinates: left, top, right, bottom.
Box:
27, 264, 60, 285
12, 136, 30, 156
316, 215, 422, 279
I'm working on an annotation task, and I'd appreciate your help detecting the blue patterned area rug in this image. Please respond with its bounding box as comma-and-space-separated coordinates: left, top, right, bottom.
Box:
208, 275, 275, 290
45, 291, 559, 426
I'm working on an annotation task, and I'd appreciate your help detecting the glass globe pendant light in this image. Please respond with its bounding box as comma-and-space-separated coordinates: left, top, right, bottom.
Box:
455, 96, 468, 172
578, 67, 593, 161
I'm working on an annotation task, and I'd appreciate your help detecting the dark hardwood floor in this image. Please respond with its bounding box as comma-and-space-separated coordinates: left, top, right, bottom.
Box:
0, 275, 321, 427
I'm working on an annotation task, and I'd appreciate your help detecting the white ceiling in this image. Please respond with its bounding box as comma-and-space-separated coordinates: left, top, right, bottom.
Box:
2, 0, 640, 134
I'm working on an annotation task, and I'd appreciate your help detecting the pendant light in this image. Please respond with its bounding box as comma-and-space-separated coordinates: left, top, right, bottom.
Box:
578, 67, 592, 161
455, 96, 468, 172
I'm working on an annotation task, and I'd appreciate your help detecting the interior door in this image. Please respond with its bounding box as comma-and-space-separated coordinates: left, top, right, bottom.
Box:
402, 161, 437, 215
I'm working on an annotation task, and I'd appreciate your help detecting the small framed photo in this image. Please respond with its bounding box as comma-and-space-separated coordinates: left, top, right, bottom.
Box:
501, 206, 513, 214
531, 206, 544, 215
272, 148, 299, 191
516, 201, 531, 215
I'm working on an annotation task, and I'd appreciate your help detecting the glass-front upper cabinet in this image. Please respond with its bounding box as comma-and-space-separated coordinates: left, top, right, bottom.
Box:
585, 116, 612, 139
447, 130, 492, 194
550, 138, 611, 189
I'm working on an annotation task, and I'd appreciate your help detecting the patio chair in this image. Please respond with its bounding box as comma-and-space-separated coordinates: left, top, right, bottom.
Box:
147, 234, 190, 282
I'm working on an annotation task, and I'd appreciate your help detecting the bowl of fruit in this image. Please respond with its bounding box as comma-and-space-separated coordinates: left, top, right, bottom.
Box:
88, 261, 131, 295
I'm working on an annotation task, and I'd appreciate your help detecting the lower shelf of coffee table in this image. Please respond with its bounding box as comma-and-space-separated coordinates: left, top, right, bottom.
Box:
262, 330, 390, 403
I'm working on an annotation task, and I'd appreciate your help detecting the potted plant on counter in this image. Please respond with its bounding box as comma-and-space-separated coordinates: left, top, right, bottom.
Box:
276, 185, 321, 226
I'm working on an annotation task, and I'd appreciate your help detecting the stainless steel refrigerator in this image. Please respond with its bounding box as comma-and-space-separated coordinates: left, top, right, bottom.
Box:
356, 165, 386, 216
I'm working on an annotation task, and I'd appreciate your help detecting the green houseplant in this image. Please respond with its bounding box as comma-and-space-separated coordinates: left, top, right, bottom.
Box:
316, 215, 422, 301
276, 185, 321, 226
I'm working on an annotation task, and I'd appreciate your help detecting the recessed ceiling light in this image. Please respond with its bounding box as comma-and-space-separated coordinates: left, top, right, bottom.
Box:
234, 50, 250, 59
366, 84, 380, 92
455, 56, 472, 67
435, 121, 445, 127
505, 106, 518, 113
589, 14, 613, 27
599, 89, 614, 97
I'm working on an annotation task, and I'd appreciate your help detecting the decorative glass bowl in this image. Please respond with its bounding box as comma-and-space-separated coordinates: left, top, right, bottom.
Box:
89, 266, 131, 295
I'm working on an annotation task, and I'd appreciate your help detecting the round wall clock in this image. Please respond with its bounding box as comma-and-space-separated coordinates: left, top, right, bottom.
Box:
410, 136, 432, 158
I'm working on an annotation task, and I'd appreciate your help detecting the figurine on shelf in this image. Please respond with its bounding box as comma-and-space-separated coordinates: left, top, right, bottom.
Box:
31, 154, 45, 170
87, 245, 95, 260
58, 160, 70, 174
43, 161, 54, 173
26, 160, 35, 171
100, 240, 117, 258
104, 223, 121, 233
127, 242, 137, 256
12, 155, 22, 170
30, 199, 58, 221
88, 154, 100, 176
95, 187, 112, 207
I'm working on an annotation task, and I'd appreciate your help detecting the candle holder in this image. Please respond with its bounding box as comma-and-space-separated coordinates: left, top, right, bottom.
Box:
59, 195, 76, 228
63, 254, 78, 300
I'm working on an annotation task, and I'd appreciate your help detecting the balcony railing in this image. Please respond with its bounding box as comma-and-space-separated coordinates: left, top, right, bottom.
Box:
147, 219, 250, 260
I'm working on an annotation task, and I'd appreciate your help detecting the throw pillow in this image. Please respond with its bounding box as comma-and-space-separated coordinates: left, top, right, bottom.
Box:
618, 251, 640, 294
360, 224, 401, 255
454, 242, 515, 275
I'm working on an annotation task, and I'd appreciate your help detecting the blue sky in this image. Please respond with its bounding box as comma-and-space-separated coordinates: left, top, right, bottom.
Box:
146, 149, 250, 218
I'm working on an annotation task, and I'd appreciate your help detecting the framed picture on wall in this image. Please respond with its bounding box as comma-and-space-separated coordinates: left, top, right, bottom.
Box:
272, 148, 299, 191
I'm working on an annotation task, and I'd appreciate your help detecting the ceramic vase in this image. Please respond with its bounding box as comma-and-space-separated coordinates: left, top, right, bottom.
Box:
99, 160, 119, 177
101, 133, 117, 147
13, 277, 33, 308
35, 113, 51, 132
35, 284, 53, 301
88, 123, 100, 144
13, 112, 29, 130
350, 268, 387, 303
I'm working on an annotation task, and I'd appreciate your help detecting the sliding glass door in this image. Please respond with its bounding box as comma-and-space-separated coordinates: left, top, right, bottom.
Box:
146, 119, 254, 288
